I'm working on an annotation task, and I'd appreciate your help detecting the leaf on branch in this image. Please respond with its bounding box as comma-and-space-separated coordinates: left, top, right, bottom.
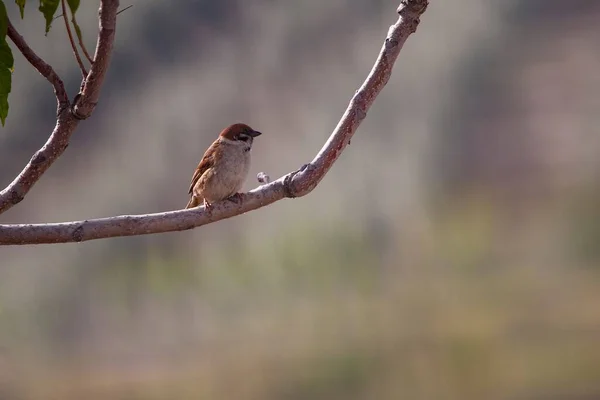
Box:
15, 0, 26, 18
0, 2, 8, 38
0, 68, 11, 125
0, 36, 13, 74
0, 0, 13, 126
65, 0, 77, 12
72, 18, 82, 44
38, 0, 59, 34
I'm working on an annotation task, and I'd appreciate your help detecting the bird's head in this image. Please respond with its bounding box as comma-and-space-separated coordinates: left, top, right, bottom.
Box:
219, 123, 262, 149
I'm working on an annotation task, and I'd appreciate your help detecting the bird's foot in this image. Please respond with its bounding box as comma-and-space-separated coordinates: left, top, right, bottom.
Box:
203, 199, 213, 211
227, 192, 244, 204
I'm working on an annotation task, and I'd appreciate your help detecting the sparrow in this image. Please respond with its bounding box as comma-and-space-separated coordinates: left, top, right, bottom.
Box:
186, 123, 262, 209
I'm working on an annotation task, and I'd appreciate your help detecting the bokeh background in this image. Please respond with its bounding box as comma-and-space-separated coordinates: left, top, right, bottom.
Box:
1, 0, 600, 398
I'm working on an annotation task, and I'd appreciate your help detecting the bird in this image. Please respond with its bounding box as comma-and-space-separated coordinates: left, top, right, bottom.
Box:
186, 123, 262, 209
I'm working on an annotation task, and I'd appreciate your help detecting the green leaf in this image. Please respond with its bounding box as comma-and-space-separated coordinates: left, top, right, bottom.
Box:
0, 1, 6, 37
0, 37, 14, 70
0, 68, 10, 126
72, 15, 82, 43
38, 0, 59, 34
15, 0, 26, 18
0, 2, 14, 72
0, 1, 12, 126
66, 0, 77, 13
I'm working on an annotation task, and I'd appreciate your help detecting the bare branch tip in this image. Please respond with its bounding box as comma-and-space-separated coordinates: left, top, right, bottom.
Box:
397, 0, 429, 15
116, 5, 134, 16
257, 172, 271, 184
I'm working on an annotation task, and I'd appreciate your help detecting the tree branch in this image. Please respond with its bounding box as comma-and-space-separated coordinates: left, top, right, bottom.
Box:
0, 0, 428, 245
72, 0, 119, 119
6, 18, 69, 107
0, 0, 120, 215
61, 0, 88, 77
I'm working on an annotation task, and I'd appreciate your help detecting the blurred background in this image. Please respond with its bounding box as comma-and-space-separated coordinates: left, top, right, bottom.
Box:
1, 0, 600, 398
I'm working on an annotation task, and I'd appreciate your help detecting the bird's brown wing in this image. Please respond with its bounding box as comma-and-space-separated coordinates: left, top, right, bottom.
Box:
188, 141, 219, 195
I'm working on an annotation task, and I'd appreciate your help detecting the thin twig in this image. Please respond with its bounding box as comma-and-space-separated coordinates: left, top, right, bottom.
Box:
0, 0, 428, 245
73, 14, 94, 63
116, 4, 133, 16
6, 18, 69, 106
0, 0, 121, 215
54, 11, 93, 62
78, 37, 94, 64
61, 0, 87, 76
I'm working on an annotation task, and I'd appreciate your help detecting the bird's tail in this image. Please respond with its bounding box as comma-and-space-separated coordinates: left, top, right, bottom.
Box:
186, 196, 202, 209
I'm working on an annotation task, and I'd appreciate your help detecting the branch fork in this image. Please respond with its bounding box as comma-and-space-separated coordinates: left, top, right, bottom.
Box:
0, 0, 120, 215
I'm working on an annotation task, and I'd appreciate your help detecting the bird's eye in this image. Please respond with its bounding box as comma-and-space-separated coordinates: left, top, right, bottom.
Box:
238, 134, 250, 142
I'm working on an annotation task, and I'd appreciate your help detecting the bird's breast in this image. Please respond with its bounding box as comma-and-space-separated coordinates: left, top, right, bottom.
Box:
202, 146, 251, 202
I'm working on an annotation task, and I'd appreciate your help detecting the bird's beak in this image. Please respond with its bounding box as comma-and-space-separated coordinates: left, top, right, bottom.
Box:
250, 130, 262, 137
